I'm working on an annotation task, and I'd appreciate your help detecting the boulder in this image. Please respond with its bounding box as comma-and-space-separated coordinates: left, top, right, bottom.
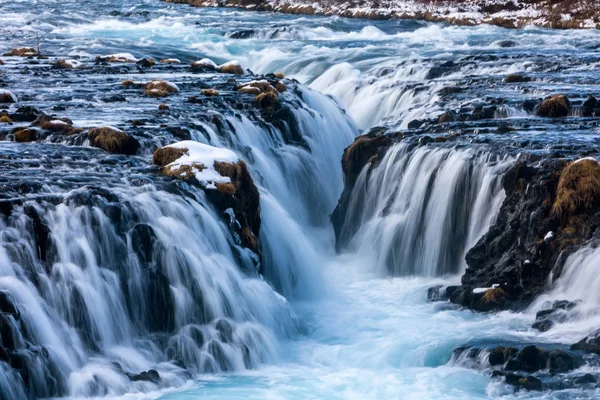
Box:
218, 61, 244, 75
256, 91, 278, 109
505, 74, 527, 83
158, 103, 170, 111
0, 90, 17, 103
160, 58, 181, 64
38, 118, 82, 135
537, 95, 570, 118
438, 111, 455, 123
14, 128, 37, 142
88, 126, 140, 155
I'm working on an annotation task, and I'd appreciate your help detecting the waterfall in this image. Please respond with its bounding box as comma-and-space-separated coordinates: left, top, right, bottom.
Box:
530, 245, 600, 342
0, 84, 358, 398
335, 141, 513, 277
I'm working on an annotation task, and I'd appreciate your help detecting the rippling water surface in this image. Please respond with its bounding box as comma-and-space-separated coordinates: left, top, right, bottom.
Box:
3, 1, 600, 399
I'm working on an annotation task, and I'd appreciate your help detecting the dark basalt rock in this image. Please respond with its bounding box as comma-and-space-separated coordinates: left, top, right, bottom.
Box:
128, 369, 160, 384
492, 371, 542, 391
532, 300, 578, 332
449, 157, 600, 311
571, 330, 600, 354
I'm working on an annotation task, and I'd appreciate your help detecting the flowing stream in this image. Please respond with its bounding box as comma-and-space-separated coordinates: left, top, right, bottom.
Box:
2, 1, 600, 399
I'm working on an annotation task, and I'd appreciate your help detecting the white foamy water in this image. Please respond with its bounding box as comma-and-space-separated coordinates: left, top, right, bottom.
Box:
3, 1, 600, 399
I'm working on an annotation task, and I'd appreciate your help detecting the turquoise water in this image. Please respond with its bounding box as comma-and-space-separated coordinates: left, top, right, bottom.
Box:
2, 1, 600, 399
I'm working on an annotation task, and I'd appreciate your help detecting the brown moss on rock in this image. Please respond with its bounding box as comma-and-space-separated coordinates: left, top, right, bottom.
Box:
552, 160, 600, 224
136, 58, 156, 68
438, 111, 455, 123
213, 160, 261, 255
121, 79, 143, 89
158, 103, 170, 111
39, 119, 82, 135
0, 114, 12, 123
505, 74, 525, 83
152, 146, 188, 167
274, 81, 287, 92
3, 48, 38, 57
237, 86, 261, 95
218, 63, 244, 75
274, 72, 285, 79
159, 58, 180, 64
144, 80, 179, 98
201, 89, 220, 96
88, 126, 140, 155
256, 91, 278, 109
342, 134, 392, 189
537, 95, 570, 118
14, 128, 37, 142
162, 163, 205, 180
0, 91, 16, 103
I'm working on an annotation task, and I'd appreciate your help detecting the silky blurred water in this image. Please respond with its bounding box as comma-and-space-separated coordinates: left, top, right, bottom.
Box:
3, 1, 600, 399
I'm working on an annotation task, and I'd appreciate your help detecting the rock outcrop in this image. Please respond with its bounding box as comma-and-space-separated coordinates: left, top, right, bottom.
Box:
88, 126, 141, 155
448, 158, 600, 311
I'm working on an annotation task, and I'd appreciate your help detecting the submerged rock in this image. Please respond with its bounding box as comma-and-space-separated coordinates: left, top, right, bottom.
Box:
3, 47, 38, 57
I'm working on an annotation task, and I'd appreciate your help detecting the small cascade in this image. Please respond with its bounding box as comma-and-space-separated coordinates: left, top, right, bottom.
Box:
530, 245, 600, 341
335, 141, 513, 276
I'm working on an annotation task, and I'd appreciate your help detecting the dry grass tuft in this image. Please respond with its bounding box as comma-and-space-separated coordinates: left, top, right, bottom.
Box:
552, 160, 600, 223
163, 163, 205, 180
88, 127, 140, 155
256, 91, 278, 108
215, 182, 237, 195
218, 63, 244, 75
153, 146, 188, 167
479, 287, 506, 306
0, 114, 12, 123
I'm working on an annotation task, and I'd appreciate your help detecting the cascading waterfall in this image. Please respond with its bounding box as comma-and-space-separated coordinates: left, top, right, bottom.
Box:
336, 142, 513, 276
530, 245, 600, 342
0, 81, 357, 398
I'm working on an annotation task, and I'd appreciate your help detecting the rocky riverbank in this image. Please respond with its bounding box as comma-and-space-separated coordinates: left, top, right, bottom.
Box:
163, 0, 600, 29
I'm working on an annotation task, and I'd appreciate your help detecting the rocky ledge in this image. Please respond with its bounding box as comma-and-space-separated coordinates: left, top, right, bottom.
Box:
163, 0, 600, 29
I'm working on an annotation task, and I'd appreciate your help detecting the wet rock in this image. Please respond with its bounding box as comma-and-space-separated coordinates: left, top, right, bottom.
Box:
582, 96, 597, 117
158, 103, 170, 111
190, 58, 218, 72
159, 58, 180, 64
505, 345, 547, 373
136, 58, 156, 68
505, 74, 529, 83
548, 349, 583, 374
215, 319, 233, 343
54, 59, 84, 70
3, 48, 38, 57
450, 158, 600, 311
201, 89, 220, 96
256, 91, 278, 109
497, 40, 518, 48
101, 94, 127, 103
121, 79, 143, 89
38, 118, 82, 135
0, 291, 19, 318
572, 330, 600, 354
0, 113, 12, 123
532, 300, 578, 332
153, 146, 188, 167
537, 95, 570, 118
340, 133, 392, 190
95, 53, 137, 63
0, 90, 17, 103
438, 111, 455, 123
489, 346, 517, 366
128, 369, 160, 384
88, 126, 140, 155
13, 128, 37, 142
493, 371, 543, 391
407, 119, 425, 129
144, 80, 179, 98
